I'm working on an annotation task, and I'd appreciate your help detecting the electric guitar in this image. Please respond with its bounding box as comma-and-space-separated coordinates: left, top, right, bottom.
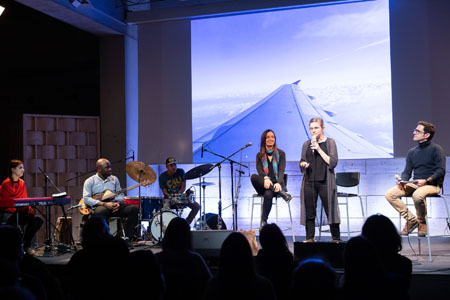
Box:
78, 182, 149, 215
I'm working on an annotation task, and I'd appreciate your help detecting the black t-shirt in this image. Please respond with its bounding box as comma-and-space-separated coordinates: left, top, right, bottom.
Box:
305, 142, 328, 182
268, 158, 277, 183
159, 169, 186, 194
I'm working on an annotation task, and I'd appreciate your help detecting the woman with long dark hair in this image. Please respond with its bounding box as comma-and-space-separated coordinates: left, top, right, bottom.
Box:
299, 118, 341, 242
0, 160, 43, 255
251, 129, 291, 229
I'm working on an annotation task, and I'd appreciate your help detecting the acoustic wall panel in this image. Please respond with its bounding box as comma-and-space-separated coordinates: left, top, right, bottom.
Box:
22, 114, 100, 244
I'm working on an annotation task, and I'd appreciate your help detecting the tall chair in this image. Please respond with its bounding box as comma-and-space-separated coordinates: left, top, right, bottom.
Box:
319, 172, 364, 240
399, 187, 449, 262
250, 174, 295, 242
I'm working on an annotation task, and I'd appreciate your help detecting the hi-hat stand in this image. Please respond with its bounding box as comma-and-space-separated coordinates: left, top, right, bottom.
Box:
185, 163, 214, 230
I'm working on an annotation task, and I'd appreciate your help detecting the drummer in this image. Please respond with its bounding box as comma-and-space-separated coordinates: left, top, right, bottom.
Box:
159, 157, 200, 225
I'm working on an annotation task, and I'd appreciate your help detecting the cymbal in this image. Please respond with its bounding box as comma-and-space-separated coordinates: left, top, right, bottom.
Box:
185, 163, 214, 180
126, 161, 157, 184
192, 182, 215, 186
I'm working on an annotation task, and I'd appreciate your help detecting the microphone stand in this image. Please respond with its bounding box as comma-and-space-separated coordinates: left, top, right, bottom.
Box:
204, 145, 249, 231
38, 168, 77, 254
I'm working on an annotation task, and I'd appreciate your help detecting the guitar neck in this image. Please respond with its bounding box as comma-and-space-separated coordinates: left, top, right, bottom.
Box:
93, 183, 144, 201
118, 183, 143, 195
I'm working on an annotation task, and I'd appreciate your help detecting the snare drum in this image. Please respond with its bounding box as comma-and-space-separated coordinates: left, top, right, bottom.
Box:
169, 193, 194, 206
150, 210, 178, 240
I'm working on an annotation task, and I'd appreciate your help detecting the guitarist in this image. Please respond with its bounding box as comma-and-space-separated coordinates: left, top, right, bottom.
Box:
385, 121, 446, 236
82, 158, 139, 242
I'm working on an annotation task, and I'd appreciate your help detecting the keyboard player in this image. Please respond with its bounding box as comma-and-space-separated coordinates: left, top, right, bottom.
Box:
0, 160, 43, 255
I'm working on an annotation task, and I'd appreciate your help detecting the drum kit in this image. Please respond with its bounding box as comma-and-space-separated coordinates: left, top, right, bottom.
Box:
125, 160, 216, 243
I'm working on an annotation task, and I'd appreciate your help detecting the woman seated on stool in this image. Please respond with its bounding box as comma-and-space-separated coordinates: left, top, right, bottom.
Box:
251, 129, 291, 229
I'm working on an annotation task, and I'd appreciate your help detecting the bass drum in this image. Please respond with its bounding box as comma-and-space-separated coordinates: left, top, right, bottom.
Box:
150, 210, 178, 241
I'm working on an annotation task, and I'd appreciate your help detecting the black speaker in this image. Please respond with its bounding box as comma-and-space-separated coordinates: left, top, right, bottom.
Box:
194, 213, 227, 230
294, 241, 346, 269
192, 230, 232, 257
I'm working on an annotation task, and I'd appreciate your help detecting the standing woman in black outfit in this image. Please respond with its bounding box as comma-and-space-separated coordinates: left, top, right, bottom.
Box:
299, 118, 341, 242
251, 129, 291, 229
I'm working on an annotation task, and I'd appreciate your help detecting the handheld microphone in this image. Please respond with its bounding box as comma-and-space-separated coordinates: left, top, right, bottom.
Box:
201, 144, 204, 158
311, 136, 317, 154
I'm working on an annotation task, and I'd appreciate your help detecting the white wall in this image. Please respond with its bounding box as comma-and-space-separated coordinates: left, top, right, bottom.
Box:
137, 20, 193, 165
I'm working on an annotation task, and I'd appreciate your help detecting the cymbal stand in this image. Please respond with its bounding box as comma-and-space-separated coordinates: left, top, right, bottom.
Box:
203, 146, 248, 231
158, 200, 164, 244
197, 176, 206, 229
193, 165, 214, 230
135, 170, 148, 242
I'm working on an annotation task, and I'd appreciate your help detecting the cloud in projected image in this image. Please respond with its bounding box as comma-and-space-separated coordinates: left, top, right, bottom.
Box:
192, 0, 392, 162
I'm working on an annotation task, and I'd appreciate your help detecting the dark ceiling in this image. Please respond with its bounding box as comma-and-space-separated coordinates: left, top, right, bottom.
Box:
10, 0, 355, 36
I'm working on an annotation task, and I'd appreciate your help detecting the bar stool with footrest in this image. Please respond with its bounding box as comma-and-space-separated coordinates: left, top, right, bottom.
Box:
250, 174, 295, 242
399, 186, 449, 262
319, 172, 364, 240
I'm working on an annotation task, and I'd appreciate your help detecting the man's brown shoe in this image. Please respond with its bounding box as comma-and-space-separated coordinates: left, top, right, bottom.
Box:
303, 238, 315, 243
400, 220, 418, 236
418, 222, 427, 237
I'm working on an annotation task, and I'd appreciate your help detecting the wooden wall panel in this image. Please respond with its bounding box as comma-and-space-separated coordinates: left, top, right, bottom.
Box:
22, 114, 100, 244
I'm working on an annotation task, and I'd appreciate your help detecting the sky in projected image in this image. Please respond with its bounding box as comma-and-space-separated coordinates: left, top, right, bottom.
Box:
192, 0, 392, 162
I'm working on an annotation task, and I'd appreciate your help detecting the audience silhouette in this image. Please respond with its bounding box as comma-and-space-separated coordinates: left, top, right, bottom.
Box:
255, 223, 295, 300
0, 211, 436, 300
362, 214, 412, 288
291, 258, 339, 300
155, 217, 212, 300
204, 231, 276, 300
0, 225, 48, 300
67, 215, 131, 300
341, 234, 408, 300
130, 250, 165, 300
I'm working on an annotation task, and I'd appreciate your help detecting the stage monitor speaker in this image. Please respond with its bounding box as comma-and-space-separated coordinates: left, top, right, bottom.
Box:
294, 241, 346, 269
192, 230, 233, 258
194, 213, 227, 230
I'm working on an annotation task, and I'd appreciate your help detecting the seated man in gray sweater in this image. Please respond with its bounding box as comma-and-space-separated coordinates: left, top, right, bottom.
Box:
385, 121, 446, 236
